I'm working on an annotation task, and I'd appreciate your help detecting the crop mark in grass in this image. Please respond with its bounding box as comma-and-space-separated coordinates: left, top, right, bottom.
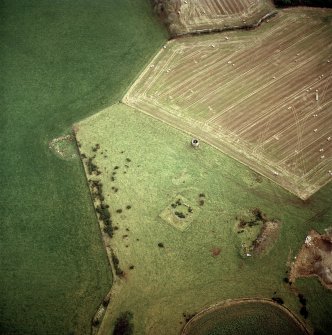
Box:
235, 208, 281, 257
49, 135, 78, 160
160, 195, 199, 231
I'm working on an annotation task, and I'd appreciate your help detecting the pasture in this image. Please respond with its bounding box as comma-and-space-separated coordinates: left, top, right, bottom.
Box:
76, 103, 332, 335
124, 8, 332, 199
0, 1, 167, 334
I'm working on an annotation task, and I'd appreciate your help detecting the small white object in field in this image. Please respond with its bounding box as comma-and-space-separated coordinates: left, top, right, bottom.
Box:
329, 170, 332, 175
228, 60, 232, 64
327, 136, 331, 141
225, 36, 229, 40
273, 171, 279, 176
321, 155, 325, 159
288, 106, 292, 110
246, 253, 252, 257
163, 45, 167, 49
319, 148, 324, 152
232, 63, 235, 66
316, 92, 319, 101
305, 235, 312, 246
272, 76, 276, 79
314, 129, 318, 132
191, 138, 200, 148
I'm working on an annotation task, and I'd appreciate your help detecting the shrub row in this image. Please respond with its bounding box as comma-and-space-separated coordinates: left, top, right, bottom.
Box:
111, 250, 124, 277
89, 179, 115, 238
273, 0, 332, 8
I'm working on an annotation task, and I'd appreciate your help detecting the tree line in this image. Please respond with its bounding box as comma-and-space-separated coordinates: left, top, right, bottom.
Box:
273, 0, 332, 7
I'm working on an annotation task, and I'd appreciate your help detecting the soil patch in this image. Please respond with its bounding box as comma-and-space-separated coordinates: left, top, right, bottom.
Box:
252, 221, 281, 255
290, 229, 332, 289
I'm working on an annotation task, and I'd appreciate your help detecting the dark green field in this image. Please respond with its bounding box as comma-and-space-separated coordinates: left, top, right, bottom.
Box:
0, 1, 167, 334
183, 301, 307, 335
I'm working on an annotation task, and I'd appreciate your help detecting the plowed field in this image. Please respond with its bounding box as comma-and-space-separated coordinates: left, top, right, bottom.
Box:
124, 9, 332, 199
178, 0, 274, 33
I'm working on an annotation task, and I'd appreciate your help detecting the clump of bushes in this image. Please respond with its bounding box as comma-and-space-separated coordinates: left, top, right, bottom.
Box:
175, 211, 186, 219
89, 179, 115, 237
103, 225, 114, 238
111, 250, 124, 277
86, 157, 101, 175
300, 306, 308, 319
237, 208, 268, 229
158, 242, 164, 248
198, 193, 206, 206
183, 312, 196, 323
272, 296, 284, 305
113, 311, 133, 335
92, 143, 100, 152
298, 293, 308, 319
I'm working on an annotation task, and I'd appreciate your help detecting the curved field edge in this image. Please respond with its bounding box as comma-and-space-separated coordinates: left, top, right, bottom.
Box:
0, 1, 167, 334
182, 298, 310, 335
76, 103, 332, 335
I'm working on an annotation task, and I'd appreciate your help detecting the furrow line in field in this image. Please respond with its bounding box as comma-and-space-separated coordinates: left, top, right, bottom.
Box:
206, 52, 321, 124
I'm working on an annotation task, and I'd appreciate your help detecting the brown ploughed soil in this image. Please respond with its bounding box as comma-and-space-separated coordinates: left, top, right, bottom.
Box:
290, 229, 332, 289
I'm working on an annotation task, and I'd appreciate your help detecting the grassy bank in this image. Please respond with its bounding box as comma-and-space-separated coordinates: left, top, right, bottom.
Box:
0, 1, 167, 334
77, 103, 332, 335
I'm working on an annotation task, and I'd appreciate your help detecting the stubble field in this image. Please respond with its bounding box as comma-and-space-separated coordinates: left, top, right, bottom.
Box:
169, 0, 274, 34
124, 8, 332, 199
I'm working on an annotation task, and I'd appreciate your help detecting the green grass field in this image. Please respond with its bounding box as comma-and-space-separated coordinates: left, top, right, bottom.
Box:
77, 103, 332, 335
0, 1, 167, 334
